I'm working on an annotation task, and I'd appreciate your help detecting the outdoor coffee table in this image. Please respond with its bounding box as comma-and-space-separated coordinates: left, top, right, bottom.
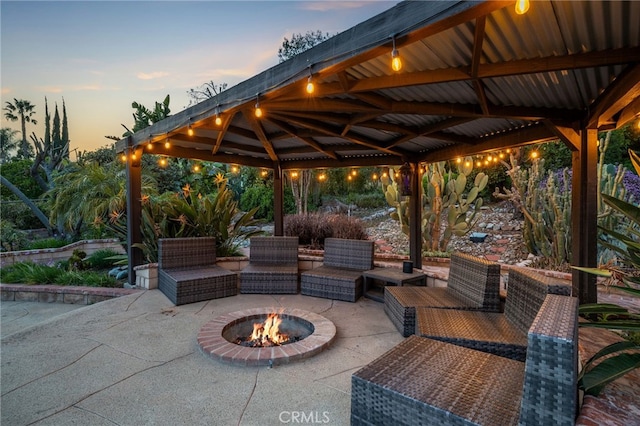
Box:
363, 267, 426, 302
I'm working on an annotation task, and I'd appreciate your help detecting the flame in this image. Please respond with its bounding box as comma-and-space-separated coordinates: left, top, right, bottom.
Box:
248, 313, 288, 347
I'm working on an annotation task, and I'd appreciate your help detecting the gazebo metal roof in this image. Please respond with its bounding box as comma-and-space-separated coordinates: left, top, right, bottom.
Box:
116, 0, 640, 167
117, 1, 640, 304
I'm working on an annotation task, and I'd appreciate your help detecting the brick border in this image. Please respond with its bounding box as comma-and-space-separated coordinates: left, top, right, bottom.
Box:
0, 284, 140, 305
197, 307, 336, 367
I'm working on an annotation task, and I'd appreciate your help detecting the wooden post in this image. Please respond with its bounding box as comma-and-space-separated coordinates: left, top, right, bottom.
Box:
409, 162, 422, 269
571, 129, 598, 303
273, 164, 284, 236
125, 142, 143, 286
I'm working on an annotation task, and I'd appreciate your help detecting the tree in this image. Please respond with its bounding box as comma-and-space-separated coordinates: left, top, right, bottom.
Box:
3, 98, 37, 159
106, 95, 172, 140
0, 128, 20, 163
186, 81, 228, 107
278, 30, 332, 62
61, 99, 69, 159
51, 103, 61, 157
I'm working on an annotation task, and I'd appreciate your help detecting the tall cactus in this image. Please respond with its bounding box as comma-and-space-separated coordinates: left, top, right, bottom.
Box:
382, 159, 487, 253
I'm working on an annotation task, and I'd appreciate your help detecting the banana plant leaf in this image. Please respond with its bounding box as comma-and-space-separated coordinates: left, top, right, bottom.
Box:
579, 351, 640, 396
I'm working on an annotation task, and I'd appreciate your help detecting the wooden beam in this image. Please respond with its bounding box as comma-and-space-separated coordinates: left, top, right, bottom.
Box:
616, 96, 640, 129
278, 155, 404, 170
213, 111, 235, 154
267, 118, 339, 160
543, 121, 580, 151
421, 123, 556, 163
470, 16, 486, 78
587, 64, 640, 128
125, 141, 143, 286
244, 110, 279, 162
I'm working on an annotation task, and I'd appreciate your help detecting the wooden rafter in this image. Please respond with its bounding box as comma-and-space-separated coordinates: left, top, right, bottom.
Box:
586, 64, 640, 128
267, 117, 339, 160
244, 110, 278, 162
213, 111, 235, 154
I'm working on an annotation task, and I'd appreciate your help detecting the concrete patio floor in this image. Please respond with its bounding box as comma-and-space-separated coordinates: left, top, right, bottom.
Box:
1, 290, 404, 426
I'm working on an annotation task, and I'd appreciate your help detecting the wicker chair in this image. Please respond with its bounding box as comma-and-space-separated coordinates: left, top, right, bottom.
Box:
239, 236, 299, 294
415, 267, 572, 361
158, 237, 237, 305
384, 252, 501, 337
300, 238, 374, 302
352, 294, 579, 426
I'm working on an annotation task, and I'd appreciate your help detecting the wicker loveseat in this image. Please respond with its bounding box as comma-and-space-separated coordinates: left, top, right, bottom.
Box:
352, 293, 579, 425
158, 237, 237, 305
415, 267, 572, 361
384, 252, 501, 336
239, 236, 299, 294
300, 238, 374, 302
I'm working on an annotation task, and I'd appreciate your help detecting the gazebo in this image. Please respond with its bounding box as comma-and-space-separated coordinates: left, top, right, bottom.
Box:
116, 0, 640, 304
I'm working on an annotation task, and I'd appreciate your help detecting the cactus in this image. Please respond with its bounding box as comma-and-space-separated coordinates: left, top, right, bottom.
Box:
381, 159, 486, 254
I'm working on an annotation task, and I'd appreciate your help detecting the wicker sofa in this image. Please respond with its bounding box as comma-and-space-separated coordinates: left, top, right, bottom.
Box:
158, 237, 237, 305
384, 252, 501, 336
415, 267, 572, 361
240, 236, 299, 294
352, 293, 579, 425
300, 238, 374, 302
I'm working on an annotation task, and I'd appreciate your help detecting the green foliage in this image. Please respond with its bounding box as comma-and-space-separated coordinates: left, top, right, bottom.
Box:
0, 200, 44, 230
539, 141, 572, 170
348, 192, 386, 209
278, 30, 331, 62
108, 176, 263, 261
0, 159, 46, 199
85, 249, 122, 269
0, 220, 28, 251
240, 183, 276, 221
574, 149, 640, 397
26, 237, 68, 250
0, 261, 119, 287
284, 213, 367, 248
382, 160, 485, 253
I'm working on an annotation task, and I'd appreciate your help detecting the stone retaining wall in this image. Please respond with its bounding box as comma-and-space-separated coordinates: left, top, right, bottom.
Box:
0, 239, 126, 268
0, 284, 139, 305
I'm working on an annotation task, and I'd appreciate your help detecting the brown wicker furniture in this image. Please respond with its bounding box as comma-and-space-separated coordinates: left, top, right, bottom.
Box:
158, 237, 237, 305
300, 238, 374, 302
384, 252, 501, 336
239, 236, 299, 294
415, 267, 572, 361
352, 294, 579, 426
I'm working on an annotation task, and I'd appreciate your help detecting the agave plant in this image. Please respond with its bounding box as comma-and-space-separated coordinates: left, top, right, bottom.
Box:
574, 149, 640, 396
108, 175, 264, 262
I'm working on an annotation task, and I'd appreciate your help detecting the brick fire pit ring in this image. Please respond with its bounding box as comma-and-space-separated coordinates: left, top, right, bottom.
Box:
197, 307, 337, 366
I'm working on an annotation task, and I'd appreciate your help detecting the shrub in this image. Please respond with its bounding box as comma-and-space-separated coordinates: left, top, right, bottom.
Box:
240, 183, 276, 221
0, 220, 28, 252
85, 249, 122, 269
0, 261, 119, 287
285, 213, 368, 248
27, 238, 69, 250
349, 192, 386, 209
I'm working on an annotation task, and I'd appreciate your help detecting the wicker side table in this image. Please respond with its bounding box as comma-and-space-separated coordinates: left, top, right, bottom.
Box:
363, 267, 426, 302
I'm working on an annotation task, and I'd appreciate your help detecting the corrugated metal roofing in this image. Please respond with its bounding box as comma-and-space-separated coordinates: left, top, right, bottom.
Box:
118, 0, 640, 170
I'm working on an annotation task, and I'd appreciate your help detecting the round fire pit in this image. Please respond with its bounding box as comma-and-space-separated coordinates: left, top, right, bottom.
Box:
197, 308, 336, 366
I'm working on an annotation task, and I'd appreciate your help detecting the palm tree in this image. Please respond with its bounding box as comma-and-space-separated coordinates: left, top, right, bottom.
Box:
0, 127, 20, 163
3, 98, 37, 159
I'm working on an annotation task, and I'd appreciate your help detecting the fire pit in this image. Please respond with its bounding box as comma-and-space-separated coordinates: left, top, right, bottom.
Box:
197, 307, 336, 366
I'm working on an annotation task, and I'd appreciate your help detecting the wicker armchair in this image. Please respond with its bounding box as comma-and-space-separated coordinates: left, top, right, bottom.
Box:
158, 237, 237, 305
415, 267, 572, 361
384, 252, 501, 336
300, 238, 374, 302
352, 294, 579, 426
239, 236, 299, 294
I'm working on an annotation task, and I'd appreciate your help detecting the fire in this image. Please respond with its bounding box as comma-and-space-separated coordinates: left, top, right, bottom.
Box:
247, 313, 289, 347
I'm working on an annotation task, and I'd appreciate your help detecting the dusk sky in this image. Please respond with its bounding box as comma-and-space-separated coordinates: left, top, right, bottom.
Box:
1, 0, 396, 158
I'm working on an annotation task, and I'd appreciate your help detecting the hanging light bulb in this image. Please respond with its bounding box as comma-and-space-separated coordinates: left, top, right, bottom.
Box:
254, 95, 263, 118
372, 173, 379, 181
215, 114, 222, 126
147, 142, 153, 150
391, 35, 402, 72
456, 158, 462, 164
530, 150, 539, 159
476, 160, 482, 167
351, 169, 358, 176
187, 123, 194, 136
290, 171, 299, 179
159, 157, 167, 167
165, 140, 170, 149
515, 0, 530, 15
306, 66, 315, 94
120, 153, 127, 162
193, 164, 200, 172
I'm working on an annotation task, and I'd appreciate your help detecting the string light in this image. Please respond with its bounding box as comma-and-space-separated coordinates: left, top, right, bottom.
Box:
476, 160, 482, 167
215, 106, 222, 126
159, 157, 167, 167
382, 171, 388, 179
260, 169, 268, 178
231, 165, 239, 174
456, 158, 462, 164
530, 150, 539, 159
147, 142, 153, 150
131, 152, 137, 161
290, 171, 299, 179
317, 172, 326, 182
306, 66, 315, 94
351, 169, 358, 176
391, 35, 402, 72
515, 0, 530, 15
187, 123, 194, 136
465, 161, 471, 167
372, 172, 379, 181
120, 153, 127, 162
193, 164, 200, 172
254, 95, 263, 118
165, 140, 171, 149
